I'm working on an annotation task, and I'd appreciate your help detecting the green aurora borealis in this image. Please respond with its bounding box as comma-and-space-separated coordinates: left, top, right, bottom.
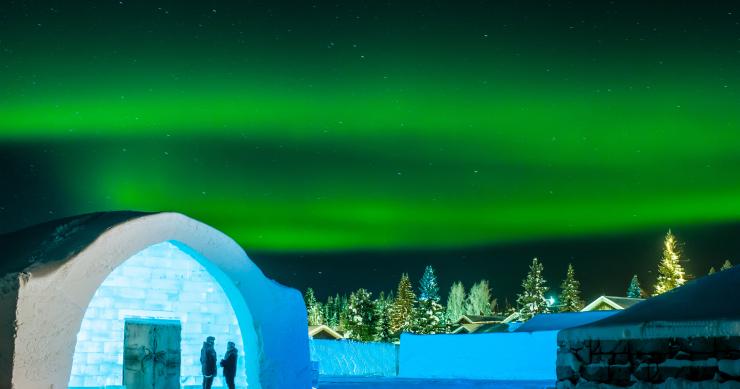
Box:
2, 1, 740, 253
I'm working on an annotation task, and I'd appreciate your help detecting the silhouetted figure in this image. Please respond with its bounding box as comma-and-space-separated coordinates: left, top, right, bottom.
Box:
200, 336, 217, 389
220, 341, 238, 389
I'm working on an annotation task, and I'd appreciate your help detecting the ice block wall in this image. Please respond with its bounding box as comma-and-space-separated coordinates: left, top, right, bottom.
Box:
309, 339, 398, 377
399, 331, 558, 381
68, 241, 247, 388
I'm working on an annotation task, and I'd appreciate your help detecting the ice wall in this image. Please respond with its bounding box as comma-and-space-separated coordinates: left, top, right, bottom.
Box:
399, 331, 558, 381
68, 241, 247, 388
309, 339, 398, 377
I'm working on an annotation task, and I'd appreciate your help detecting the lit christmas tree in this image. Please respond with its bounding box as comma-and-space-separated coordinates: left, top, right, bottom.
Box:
304, 287, 323, 326
558, 264, 583, 312
390, 273, 416, 335
626, 275, 643, 298
654, 230, 687, 295
465, 280, 493, 316
345, 288, 376, 341
445, 281, 466, 324
418, 265, 441, 302
721, 260, 734, 271
516, 258, 550, 321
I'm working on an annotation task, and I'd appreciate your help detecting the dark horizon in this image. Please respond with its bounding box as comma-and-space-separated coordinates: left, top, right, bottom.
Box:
251, 220, 740, 305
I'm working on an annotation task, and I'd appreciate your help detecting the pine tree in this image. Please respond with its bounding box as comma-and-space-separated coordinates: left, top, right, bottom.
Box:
418, 265, 441, 302
374, 292, 394, 342
721, 260, 734, 271
445, 281, 466, 324
413, 298, 446, 334
304, 288, 323, 325
627, 275, 643, 298
654, 230, 687, 295
345, 288, 377, 341
465, 280, 493, 316
558, 264, 583, 312
709, 267, 716, 275
516, 258, 550, 321
390, 273, 416, 335
338, 294, 349, 332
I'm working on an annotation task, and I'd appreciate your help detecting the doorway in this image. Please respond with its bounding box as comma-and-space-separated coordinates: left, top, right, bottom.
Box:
123, 319, 182, 389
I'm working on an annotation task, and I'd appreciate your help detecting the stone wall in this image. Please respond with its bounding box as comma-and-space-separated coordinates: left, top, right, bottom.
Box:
556, 336, 740, 388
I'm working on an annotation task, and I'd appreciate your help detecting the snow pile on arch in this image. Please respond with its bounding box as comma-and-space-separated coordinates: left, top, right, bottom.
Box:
0, 212, 311, 389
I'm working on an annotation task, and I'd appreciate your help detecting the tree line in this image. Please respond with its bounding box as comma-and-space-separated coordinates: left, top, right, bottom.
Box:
303, 230, 733, 342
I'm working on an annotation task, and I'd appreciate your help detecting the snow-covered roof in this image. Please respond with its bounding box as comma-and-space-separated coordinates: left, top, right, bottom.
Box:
560, 266, 740, 341
580, 295, 645, 311
308, 325, 344, 340
513, 311, 618, 332
0, 211, 153, 276
457, 315, 502, 324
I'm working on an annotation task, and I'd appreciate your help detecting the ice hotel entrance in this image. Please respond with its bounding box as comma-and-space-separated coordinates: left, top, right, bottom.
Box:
0, 212, 311, 389
68, 241, 247, 388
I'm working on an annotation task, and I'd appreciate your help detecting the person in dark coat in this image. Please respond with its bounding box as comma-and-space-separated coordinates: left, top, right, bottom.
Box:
220, 341, 238, 389
200, 336, 217, 389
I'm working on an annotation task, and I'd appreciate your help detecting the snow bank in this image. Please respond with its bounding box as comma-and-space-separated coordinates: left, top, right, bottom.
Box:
399, 331, 559, 381
514, 311, 617, 333
310, 339, 398, 377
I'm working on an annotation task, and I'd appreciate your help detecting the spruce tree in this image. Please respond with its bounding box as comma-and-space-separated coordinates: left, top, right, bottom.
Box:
413, 298, 445, 334
445, 281, 466, 324
626, 275, 643, 298
465, 280, 494, 316
654, 230, 687, 295
390, 273, 416, 335
374, 292, 394, 342
304, 288, 323, 325
419, 265, 441, 302
721, 260, 734, 271
558, 264, 583, 312
338, 294, 349, 332
516, 257, 550, 321
345, 288, 377, 341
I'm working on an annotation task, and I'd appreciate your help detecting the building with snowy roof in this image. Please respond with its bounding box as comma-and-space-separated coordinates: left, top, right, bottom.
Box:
580, 295, 645, 311
0, 212, 312, 389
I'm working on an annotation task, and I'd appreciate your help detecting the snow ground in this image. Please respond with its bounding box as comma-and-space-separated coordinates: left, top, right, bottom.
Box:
318, 377, 554, 389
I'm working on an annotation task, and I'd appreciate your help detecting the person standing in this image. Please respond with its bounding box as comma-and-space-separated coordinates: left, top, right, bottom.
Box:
200, 336, 217, 389
220, 341, 238, 389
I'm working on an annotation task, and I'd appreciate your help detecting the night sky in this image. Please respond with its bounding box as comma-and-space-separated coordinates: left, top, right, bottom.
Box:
1, 1, 739, 301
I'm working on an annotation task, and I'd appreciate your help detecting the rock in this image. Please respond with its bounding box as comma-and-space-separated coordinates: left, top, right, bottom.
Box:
674, 351, 691, 360
557, 351, 582, 382
682, 337, 715, 354
582, 362, 609, 383
600, 340, 629, 354
660, 358, 718, 381
608, 363, 633, 386
719, 359, 740, 378
557, 379, 576, 389
631, 338, 670, 354
634, 362, 661, 383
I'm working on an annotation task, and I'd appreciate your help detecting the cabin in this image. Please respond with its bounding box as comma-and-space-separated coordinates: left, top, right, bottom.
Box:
580, 295, 644, 311
451, 314, 505, 334
308, 325, 344, 340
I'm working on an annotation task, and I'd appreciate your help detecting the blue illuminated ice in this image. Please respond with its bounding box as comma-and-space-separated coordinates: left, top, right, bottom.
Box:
68, 241, 247, 388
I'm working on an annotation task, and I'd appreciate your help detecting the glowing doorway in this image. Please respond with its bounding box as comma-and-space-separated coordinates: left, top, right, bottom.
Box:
68, 241, 247, 388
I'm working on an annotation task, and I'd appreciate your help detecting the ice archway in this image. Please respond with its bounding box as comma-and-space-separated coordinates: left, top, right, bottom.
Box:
0, 212, 311, 389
